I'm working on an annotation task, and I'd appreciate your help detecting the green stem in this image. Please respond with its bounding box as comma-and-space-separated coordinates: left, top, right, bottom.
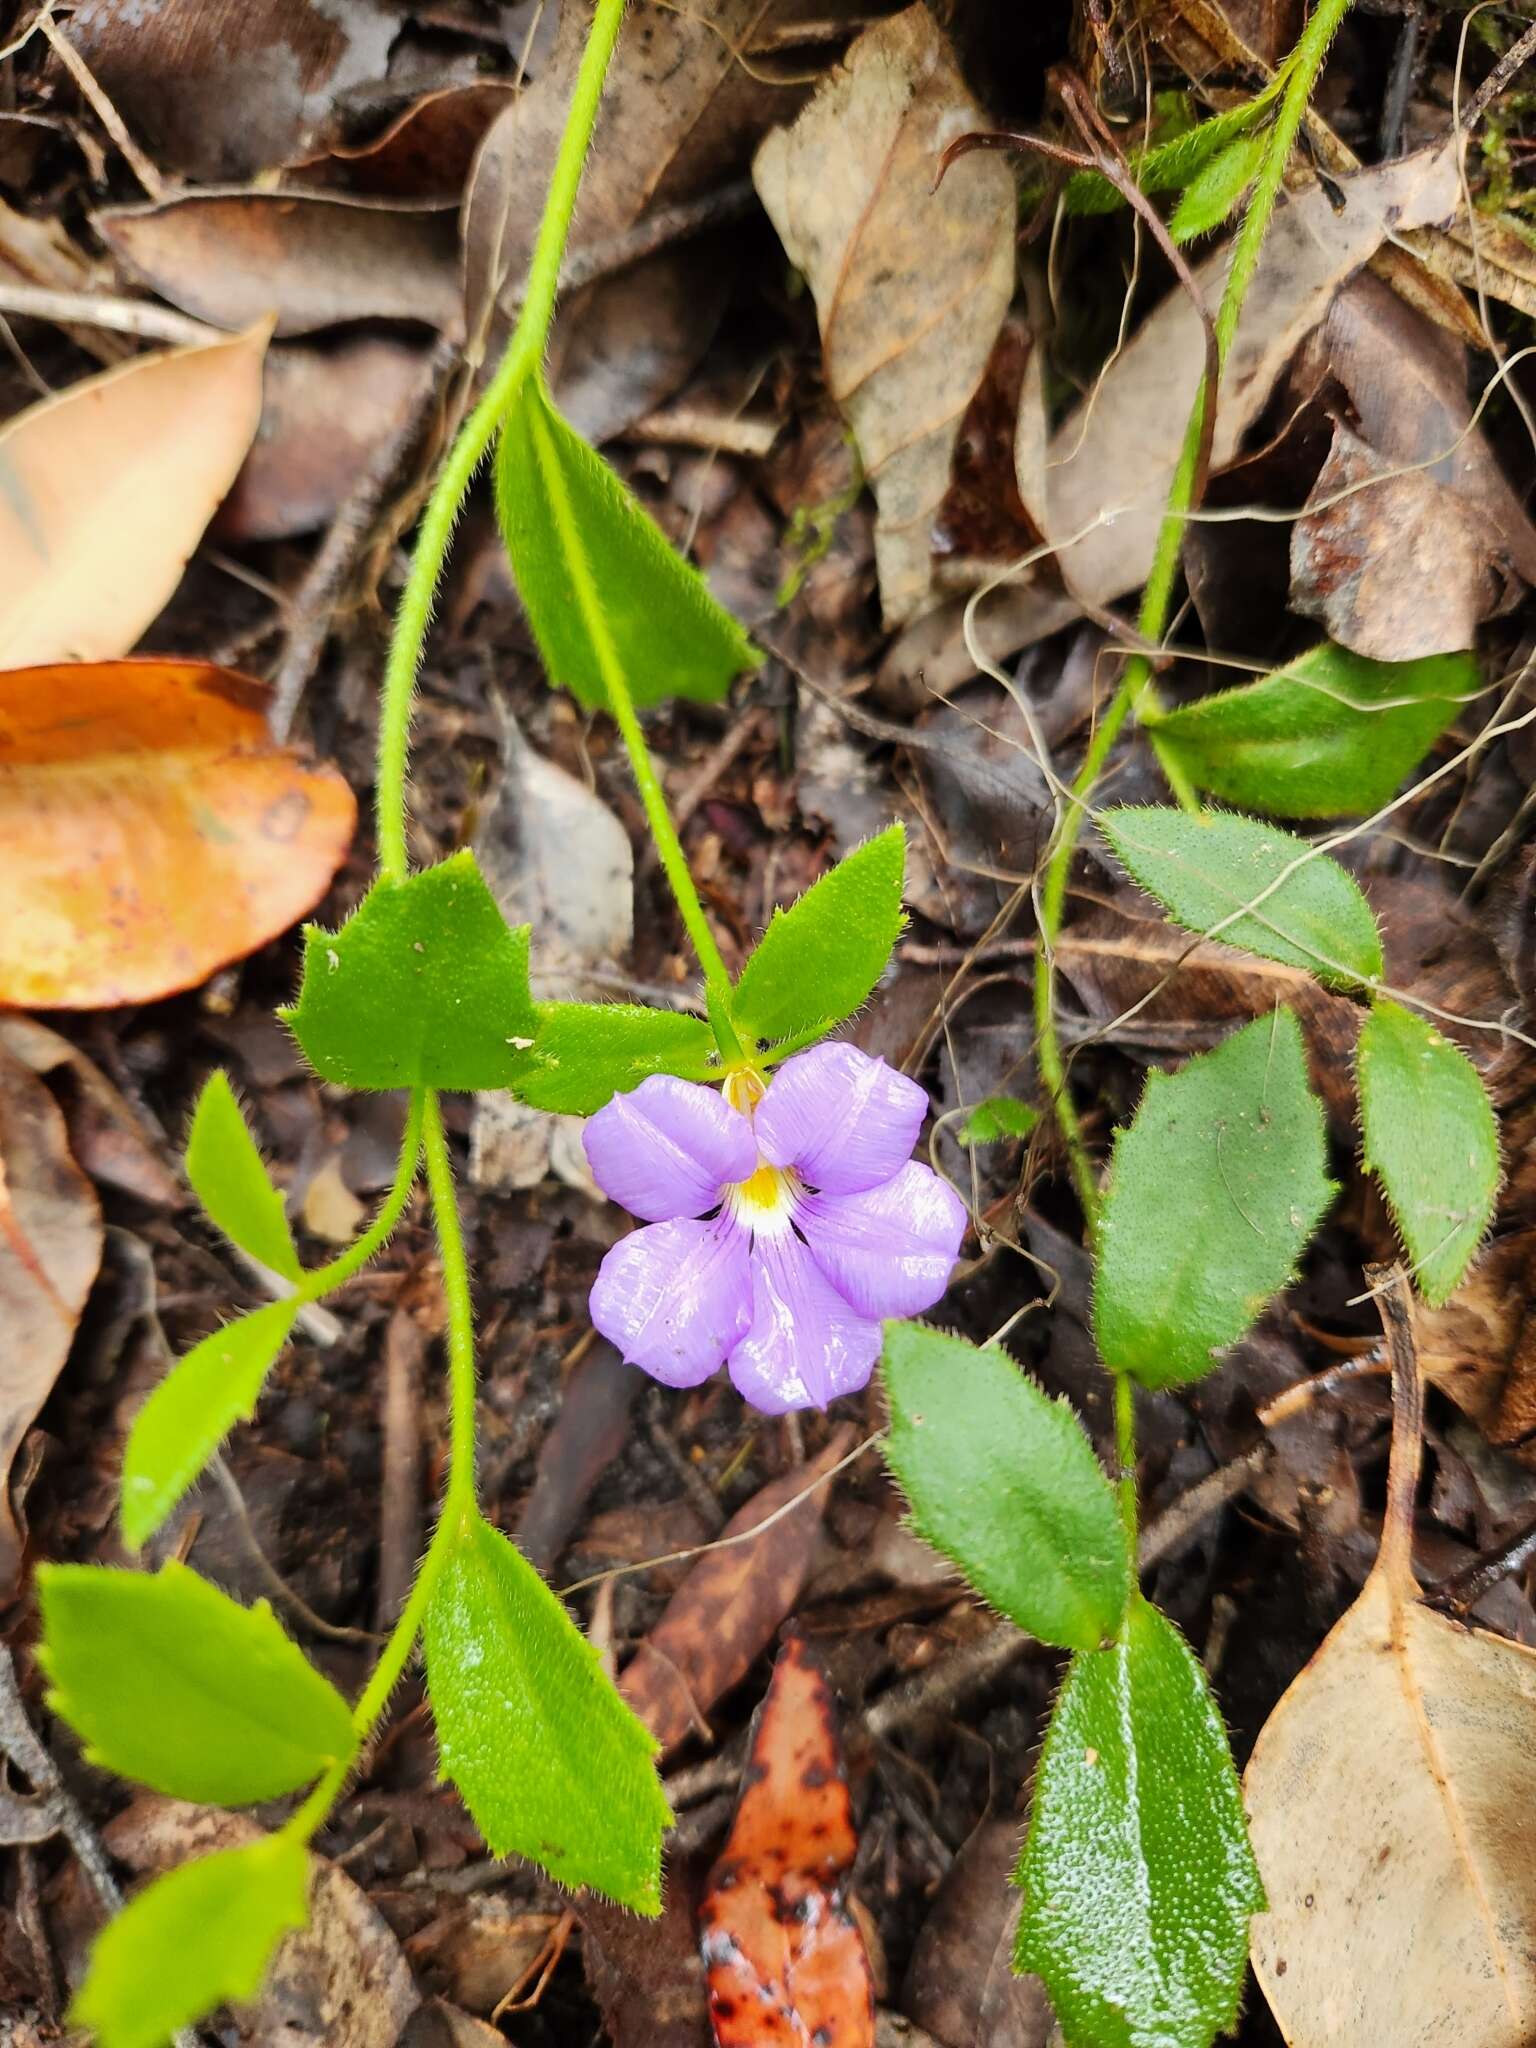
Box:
281, 1093, 480, 1854
373, 0, 630, 883
421, 1091, 480, 1517
1034, 0, 1353, 1236
1114, 1371, 1138, 1568
523, 393, 745, 1060
296, 1090, 425, 1303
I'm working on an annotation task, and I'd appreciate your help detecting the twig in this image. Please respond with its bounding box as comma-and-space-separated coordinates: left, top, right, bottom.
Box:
40, 15, 166, 200
0, 281, 217, 346
1461, 16, 1536, 132
1431, 1509, 1536, 1618
376, 1309, 428, 1628
207, 1454, 380, 1646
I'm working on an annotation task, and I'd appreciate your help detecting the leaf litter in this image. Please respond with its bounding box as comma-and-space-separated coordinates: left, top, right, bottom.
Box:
12, 5, 1536, 2047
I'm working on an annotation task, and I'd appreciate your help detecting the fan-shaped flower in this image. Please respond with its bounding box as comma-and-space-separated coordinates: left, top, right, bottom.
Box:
583, 1042, 966, 1412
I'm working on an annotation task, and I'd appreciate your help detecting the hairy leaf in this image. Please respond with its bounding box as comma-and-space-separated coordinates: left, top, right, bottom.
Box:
509, 1000, 717, 1114
121, 1299, 297, 1546
495, 376, 755, 712
1357, 997, 1499, 1306
1170, 130, 1266, 241
1146, 643, 1471, 817
1064, 94, 1271, 216
71, 1835, 309, 2048
283, 850, 535, 1090
882, 1325, 1127, 1649
1100, 805, 1383, 990
957, 1095, 1039, 1145
1016, 1595, 1264, 2048
38, 1561, 353, 1804
1095, 1011, 1334, 1388
733, 824, 906, 1047
425, 1509, 670, 1910
186, 1069, 299, 1279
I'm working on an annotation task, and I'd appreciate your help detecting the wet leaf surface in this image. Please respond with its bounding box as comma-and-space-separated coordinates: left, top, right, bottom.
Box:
699, 1636, 874, 2048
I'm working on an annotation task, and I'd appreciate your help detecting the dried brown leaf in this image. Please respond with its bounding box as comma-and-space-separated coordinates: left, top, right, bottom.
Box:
0, 327, 268, 668
754, 3, 1016, 624
1247, 1280, 1536, 2047
1034, 147, 1462, 628
0, 1044, 103, 1598
104, 1796, 420, 2046
63, 0, 406, 182
96, 193, 461, 338
903, 1816, 1055, 2048
620, 1427, 855, 1756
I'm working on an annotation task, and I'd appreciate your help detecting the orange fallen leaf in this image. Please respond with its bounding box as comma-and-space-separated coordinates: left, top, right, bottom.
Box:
0, 659, 356, 1007
0, 326, 268, 669
699, 1636, 875, 2048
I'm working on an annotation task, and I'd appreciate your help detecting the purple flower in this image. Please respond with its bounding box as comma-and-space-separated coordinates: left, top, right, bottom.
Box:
583, 1042, 967, 1413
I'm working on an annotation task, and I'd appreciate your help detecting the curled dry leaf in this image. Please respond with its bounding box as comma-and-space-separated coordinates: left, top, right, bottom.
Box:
0, 1043, 104, 1599
700, 1636, 875, 2048
1289, 273, 1536, 661
291, 80, 518, 200
754, 2, 1015, 625
0, 326, 268, 669
0, 661, 356, 1008
103, 1796, 420, 2047
620, 1427, 855, 1757
96, 192, 462, 339
1247, 1274, 1536, 2046
1027, 147, 1463, 637
64, 0, 406, 182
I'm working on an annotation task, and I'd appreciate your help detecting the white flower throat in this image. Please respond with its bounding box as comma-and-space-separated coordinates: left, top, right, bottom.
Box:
722, 1067, 799, 1236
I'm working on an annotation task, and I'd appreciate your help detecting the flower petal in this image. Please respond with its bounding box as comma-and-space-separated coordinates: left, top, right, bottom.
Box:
755, 1043, 928, 1195
727, 1233, 881, 1413
583, 1075, 755, 1222
590, 1216, 752, 1388
800, 1161, 967, 1318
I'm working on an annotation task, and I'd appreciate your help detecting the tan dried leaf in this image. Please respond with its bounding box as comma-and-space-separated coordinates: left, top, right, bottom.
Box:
1247, 1276, 1536, 2047
754, 2, 1016, 625
0, 1044, 103, 1599
1035, 146, 1462, 626
0, 327, 268, 667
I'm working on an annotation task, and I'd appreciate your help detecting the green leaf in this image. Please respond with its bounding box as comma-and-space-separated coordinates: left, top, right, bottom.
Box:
733, 824, 906, 1046
508, 1000, 717, 1114
1100, 805, 1383, 991
185, 1069, 300, 1280
495, 376, 757, 712
957, 1095, 1039, 1145
121, 1299, 297, 1547
424, 1509, 670, 1910
1095, 1010, 1334, 1389
1357, 997, 1500, 1306
71, 1836, 309, 2048
38, 1561, 354, 1804
1063, 95, 1269, 216
1170, 129, 1266, 240
1015, 1595, 1264, 2048
1146, 643, 1471, 818
882, 1325, 1127, 1650
282, 851, 536, 1091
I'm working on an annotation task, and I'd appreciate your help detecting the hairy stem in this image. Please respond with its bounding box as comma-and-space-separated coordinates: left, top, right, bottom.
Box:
296, 1090, 425, 1303
373, 0, 629, 882
523, 392, 745, 1059
1032, 0, 1354, 1561
280, 1094, 480, 1851
1034, 0, 1353, 1237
